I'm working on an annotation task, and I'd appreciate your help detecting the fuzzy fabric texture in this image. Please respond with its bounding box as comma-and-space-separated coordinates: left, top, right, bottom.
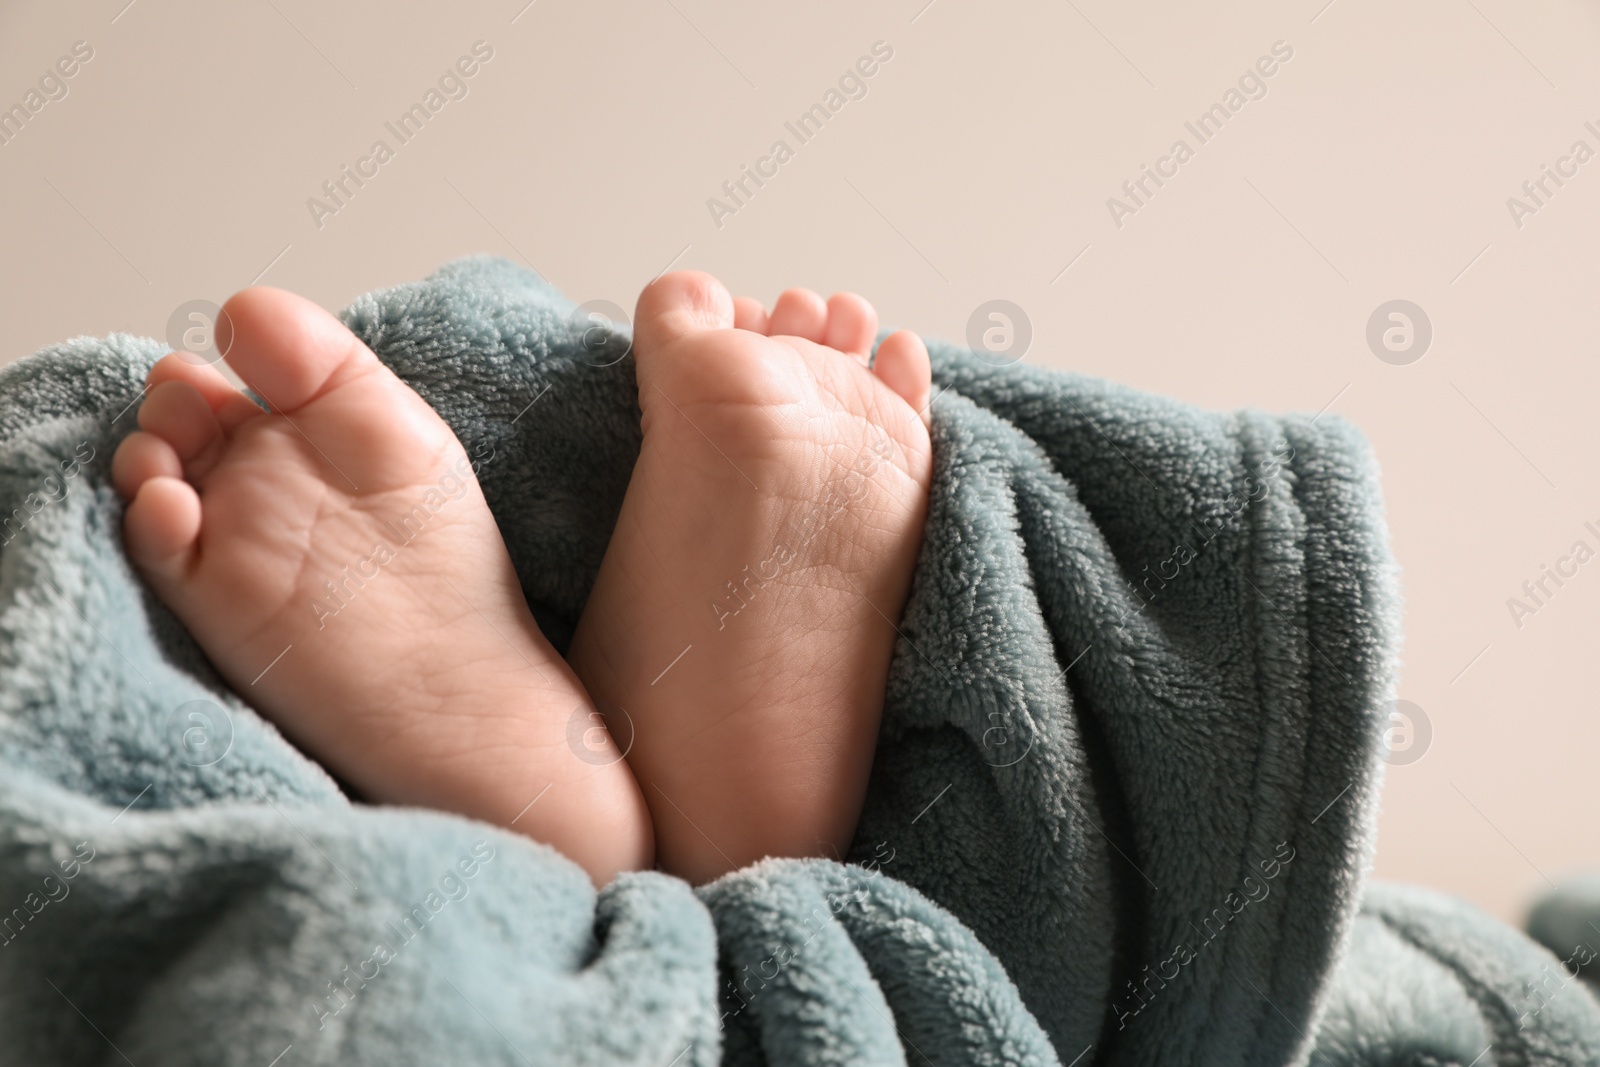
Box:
1529, 876, 1600, 990
0, 255, 1593, 1066
1317, 883, 1600, 1066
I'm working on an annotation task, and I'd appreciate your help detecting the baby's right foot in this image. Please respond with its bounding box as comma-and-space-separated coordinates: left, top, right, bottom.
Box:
113, 288, 652, 886
569, 272, 933, 884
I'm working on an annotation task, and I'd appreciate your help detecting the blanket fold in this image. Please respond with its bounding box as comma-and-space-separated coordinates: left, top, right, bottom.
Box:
0, 256, 1592, 1066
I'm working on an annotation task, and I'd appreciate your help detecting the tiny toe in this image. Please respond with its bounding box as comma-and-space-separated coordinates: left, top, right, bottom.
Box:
147, 353, 263, 434
768, 289, 829, 343
123, 475, 201, 577
213, 392, 269, 434
732, 296, 769, 335
825, 293, 878, 360
112, 431, 183, 500
137, 381, 226, 475
873, 330, 933, 426
635, 271, 737, 352
148, 353, 235, 406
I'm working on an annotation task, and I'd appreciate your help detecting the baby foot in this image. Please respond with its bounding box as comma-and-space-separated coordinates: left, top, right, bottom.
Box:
113, 288, 652, 886
569, 272, 933, 884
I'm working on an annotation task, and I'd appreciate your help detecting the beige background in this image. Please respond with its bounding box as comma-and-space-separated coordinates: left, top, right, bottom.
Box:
2, 0, 1596, 923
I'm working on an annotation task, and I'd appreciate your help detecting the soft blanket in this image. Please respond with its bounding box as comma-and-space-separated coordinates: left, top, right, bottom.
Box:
0, 256, 1594, 1066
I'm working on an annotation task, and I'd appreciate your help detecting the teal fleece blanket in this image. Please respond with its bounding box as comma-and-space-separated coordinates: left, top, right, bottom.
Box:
1, 256, 1595, 1066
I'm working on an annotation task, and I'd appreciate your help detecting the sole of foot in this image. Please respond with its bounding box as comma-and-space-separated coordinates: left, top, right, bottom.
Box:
569, 271, 933, 884
114, 287, 652, 886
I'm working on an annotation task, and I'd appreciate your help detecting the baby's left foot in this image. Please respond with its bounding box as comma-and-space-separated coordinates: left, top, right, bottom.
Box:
569, 272, 933, 884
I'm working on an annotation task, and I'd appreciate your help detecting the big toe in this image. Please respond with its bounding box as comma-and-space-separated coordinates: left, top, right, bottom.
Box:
634, 271, 736, 352
217, 286, 449, 490
218, 287, 377, 414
